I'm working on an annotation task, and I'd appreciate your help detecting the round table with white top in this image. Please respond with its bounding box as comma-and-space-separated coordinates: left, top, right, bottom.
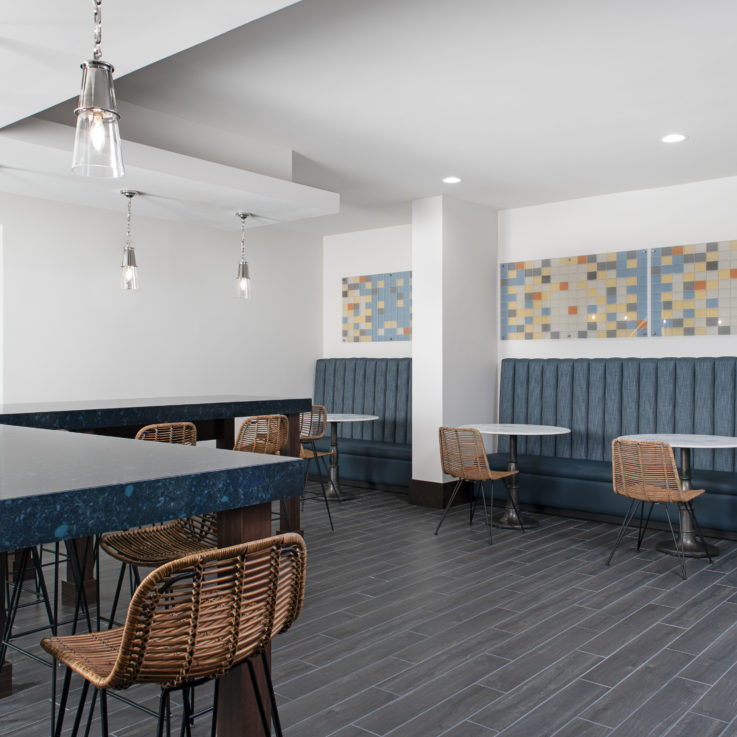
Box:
325, 413, 379, 500
620, 433, 737, 558
462, 423, 571, 529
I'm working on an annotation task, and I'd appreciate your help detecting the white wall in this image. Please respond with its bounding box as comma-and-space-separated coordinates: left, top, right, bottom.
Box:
499, 176, 737, 360
0, 192, 322, 403
322, 224, 411, 357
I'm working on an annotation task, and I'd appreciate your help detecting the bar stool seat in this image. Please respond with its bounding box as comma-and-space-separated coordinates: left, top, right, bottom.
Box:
42, 534, 307, 737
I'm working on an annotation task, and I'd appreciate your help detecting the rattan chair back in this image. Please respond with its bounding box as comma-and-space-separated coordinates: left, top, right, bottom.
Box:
439, 427, 494, 482
300, 405, 327, 442
612, 438, 695, 503
234, 415, 289, 454
44, 534, 306, 691
135, 422, 197, 445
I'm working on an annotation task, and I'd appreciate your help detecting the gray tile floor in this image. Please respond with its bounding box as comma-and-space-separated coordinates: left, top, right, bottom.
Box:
4, 485, 737, 736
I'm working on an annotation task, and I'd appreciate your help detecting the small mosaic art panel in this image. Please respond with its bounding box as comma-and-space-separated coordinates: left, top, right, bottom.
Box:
501, 251, 648, 340
342, 271, 412, 342
651, 241, 737, 336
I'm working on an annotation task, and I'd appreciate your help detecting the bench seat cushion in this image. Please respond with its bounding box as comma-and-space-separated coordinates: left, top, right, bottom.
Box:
315, 438, 411, 461
488, 452, 737, 532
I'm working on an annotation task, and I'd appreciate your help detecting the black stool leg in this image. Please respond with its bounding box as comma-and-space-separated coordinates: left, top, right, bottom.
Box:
316, 453, 335, 530
245, 657, 271, 737
261, 651, 284, 737
53, 666, 73, 737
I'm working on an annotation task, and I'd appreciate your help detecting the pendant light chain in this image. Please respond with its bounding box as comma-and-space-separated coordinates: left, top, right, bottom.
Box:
240, 214, 248, 260
93, 0, 103, 60
125, 194, 133, 247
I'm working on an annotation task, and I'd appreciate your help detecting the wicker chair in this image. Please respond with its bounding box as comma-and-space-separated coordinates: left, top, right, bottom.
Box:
234, 415, 289, 454
435, 427, 518, 544
42, 534, 306, 737
299, 405, 335, 530
100, 423, 217, 624
608, 438, 713, 578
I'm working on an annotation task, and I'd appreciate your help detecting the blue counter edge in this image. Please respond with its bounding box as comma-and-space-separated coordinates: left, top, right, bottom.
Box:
0, 397, 312, 431
0, 457, 306, 550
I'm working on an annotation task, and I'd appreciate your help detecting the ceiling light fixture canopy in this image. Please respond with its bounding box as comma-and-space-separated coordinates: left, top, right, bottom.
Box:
72, 0, 124, 177
442, 176, 462, 184
236, 211, 251, 299
120, 190, 140, 290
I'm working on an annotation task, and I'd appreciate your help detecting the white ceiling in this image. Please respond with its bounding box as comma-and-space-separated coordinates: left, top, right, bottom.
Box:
4, 0, 737, 235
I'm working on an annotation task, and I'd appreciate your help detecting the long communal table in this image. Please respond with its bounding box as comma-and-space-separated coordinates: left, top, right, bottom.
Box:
0, 394, 311, 737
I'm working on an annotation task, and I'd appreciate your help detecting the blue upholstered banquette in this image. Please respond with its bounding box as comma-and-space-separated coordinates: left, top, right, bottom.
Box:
489, 357, 737, 532
313, 358, 412, 487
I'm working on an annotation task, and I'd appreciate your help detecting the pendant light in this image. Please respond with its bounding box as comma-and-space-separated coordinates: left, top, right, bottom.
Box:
72, 0, 124, 177
120, 190, 140, 290
236, 212, 251, 299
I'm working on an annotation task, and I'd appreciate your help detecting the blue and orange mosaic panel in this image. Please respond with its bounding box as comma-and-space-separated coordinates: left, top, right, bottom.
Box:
651, 241, 737, 336
342, 271, 412, 342
501, 251, 648, 340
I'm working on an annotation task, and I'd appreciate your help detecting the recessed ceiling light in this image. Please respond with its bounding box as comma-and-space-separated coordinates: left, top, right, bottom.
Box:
442, 176, 462, 184
661, 133, 688, 144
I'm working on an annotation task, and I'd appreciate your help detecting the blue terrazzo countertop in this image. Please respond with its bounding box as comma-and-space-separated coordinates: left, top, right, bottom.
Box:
0, 425, 305, 550
0, 395, 312, 430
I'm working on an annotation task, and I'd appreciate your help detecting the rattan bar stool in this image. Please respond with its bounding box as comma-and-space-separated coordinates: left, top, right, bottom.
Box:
234, 415, 290, 529
299, 405, 335, 530
42, 533, 306, 737
233, 414, 289, 454
608, 438, 712, 579
435, 427, 518, 544
100, 422, 217, 625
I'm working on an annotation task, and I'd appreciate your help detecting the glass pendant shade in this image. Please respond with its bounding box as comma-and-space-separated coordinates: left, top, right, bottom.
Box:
72, 60, 124, 177
121, 246, 138, 290
237, 260, 251, 299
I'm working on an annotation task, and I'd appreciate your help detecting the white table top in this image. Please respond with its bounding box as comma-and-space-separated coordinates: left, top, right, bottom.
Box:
462, 423, 571, 436
326, 413, 379, 423
621, 433, 737, 449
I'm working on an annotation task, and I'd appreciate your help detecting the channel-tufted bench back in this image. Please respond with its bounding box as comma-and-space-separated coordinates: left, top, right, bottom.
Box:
499, 357, 737, 471
314, 358, 411, 444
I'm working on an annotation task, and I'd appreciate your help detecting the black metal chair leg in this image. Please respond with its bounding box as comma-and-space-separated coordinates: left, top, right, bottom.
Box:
245, 657, 272, 737
107, 562, 127, 629
0, 547, 30, 665
69, 678, 90, 737
260, 651, 284, 737
434, 479, 463, 535
99, 689, 109, 737
210, 679, 219, 737
606, 499, 638, 566
636, 501, 656, 550
30, 546, 55, 632
664, 503, 687, 579
478, 480, 493, 545
54, 666, 73, 737
156, 690, 168, 737
81, 687, 97, 737
316, 453, 335, 531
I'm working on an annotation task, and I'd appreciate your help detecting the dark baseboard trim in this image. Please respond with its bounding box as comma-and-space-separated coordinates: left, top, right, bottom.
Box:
409, 479, 470, 509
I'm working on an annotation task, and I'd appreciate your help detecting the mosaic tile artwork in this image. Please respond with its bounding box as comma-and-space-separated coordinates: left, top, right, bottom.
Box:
500, 250, 648, 340
651, 241, 737, 336
342, 271, 412, 342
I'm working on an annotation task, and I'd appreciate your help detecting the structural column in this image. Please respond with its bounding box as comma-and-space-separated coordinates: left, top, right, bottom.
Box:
410, 196, 499, 507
